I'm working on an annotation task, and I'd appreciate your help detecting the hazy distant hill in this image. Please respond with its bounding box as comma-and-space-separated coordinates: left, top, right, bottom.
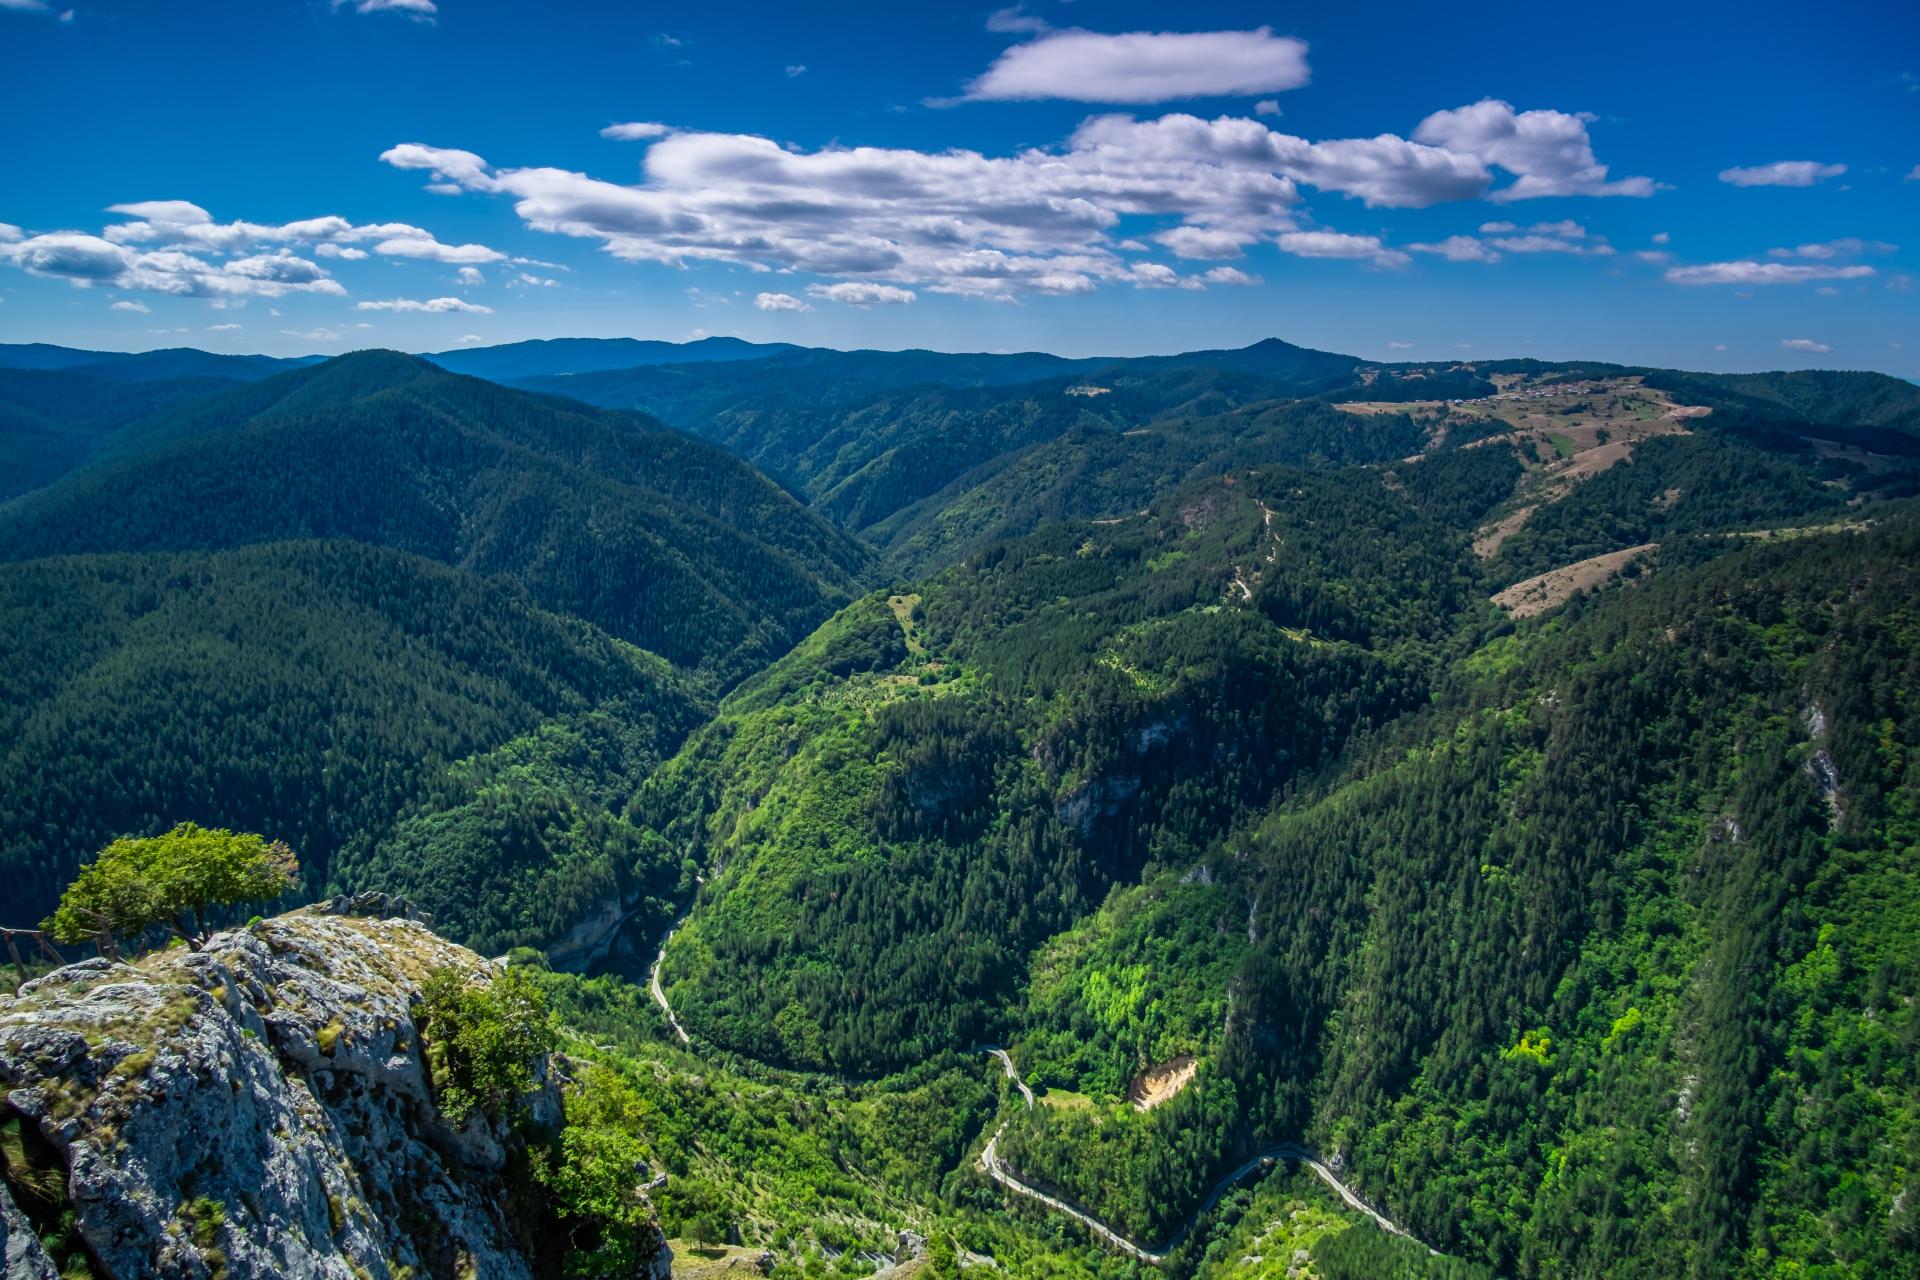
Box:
424, 334, 805, 380
0, 341, 321, 381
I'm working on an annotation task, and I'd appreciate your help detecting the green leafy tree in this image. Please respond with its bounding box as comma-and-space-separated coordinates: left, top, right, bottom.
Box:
44, 822, 297, 955
417, 965, 555, 1128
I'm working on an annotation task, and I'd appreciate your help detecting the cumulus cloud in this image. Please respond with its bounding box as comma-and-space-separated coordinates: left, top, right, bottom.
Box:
1201, 265, 1260, 285
509, 271, 558, 287
755, 291, 813, 311
1414, 100, 1654, 201
1254, 100, 1281, 117
110, 299, 149, 312
456, 265, 485, 285
962, 27, 1311, 104
1, 230, 347, 300
315, 244, 368, 260
1408, 235, 1501, 263
1718, 161, 1846, 187
1781, 338, 1831, 352
1276, 230, 1408, 267
0, 223, 20, 241
379, 97, 1646, 299
373, 235, 504, 264
602, 122, 675, 141
1665, 261, 1877, 286
806, 281, 916, 306
208, 322, 242, 331
355, 296, 494, 313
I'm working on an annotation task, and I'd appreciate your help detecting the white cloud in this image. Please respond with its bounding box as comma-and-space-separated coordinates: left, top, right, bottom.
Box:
0, 1, 49, 10
1487, 233, 1613, 256
1201, 265, 1259, 285
806, 281, 916, 306
110, 299, 149, 312
1156, 224, 1255, 259
1388, 340, 1415, 349
373, 235, 504, 264
1713, 343, 1727, 351
1766, 238, 1895, 259
1665, 261, 1877, 286
456, 265, 485, 285
1478, 221, 1517, 233
282, 328, 343, 342
1413, 100, 1655, 201
0, 223, 20, 241
1634, 249, 1672, 263
208, 322, 242, 331
457, 334, 484, 343
509, 271, 558, 287
315, 244, 368, 260
355, 296, 494, 313
1652, 231, 1670, 244
1, 231, 345, 300
1718, 161, 1846, 188
1907, 164, 1920, 182
962, 27, 1311, 104
378, 97, 1647, 299
986, 5, 1049, 34
755, 291, 813, 312
1276, 230, 1408, 267
1781, 338, 1830, 352
785, 65, 807, 78
1254, 100, 1281, 117
602, 122, 675, 141
1408, 235, 1500, 263
332, 0, 436, 17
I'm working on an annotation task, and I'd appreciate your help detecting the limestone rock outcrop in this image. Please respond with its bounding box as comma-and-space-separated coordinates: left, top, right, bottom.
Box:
0, 909, 588, 1279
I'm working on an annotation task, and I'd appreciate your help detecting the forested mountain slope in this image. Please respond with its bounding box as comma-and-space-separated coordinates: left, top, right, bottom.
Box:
509, 339, 1365, 534
0, 350, 871, 684
0, 366, 245, 501
0, 540, 704, 929
637, 455, 1495, 1073
635, 431, 1917, 1276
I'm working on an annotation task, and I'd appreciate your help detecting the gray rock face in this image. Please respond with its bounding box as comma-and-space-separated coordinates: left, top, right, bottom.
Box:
1, 1182, 58, 1280
0, 911, 552, 1280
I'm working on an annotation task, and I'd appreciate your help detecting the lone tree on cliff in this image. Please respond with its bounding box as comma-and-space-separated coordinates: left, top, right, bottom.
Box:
45, 822, 299, 956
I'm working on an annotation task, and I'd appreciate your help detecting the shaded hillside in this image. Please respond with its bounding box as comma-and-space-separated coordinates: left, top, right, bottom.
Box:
0, 350, 872, 684
0, 540, 705, 928
0, 366, 241, 501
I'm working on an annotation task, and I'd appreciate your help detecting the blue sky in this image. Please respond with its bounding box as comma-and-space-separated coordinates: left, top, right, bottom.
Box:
2, 0, 1916, 373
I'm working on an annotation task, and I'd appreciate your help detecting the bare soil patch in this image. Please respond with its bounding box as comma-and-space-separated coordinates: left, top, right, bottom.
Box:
1127, 1053, 1198, 1111
1492, 544, 1657, 618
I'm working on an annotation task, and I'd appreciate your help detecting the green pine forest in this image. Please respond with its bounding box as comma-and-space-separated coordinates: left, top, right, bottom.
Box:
2, 338, 1916, 1280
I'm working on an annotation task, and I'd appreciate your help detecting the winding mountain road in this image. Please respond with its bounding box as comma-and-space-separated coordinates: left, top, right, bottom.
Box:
648, 925, 1428, 1265
647, 909, 694, 1045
